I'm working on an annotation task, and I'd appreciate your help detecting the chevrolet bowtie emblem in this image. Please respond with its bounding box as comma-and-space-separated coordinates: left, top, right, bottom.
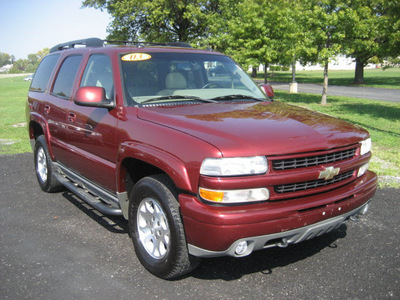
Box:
319, 166, 340, 180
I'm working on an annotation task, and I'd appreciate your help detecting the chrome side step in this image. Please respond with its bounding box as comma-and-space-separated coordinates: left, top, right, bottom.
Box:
53, 164, 122, 216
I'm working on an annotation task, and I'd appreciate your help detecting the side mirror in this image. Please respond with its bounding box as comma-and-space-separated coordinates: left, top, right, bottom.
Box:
74, 86, 115, 108
260, 84, 274, 100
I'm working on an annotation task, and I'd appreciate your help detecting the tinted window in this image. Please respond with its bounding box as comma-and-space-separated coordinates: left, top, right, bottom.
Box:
81, 54, 114, 100
30, 54, 60, 92
52, 55, 82, 99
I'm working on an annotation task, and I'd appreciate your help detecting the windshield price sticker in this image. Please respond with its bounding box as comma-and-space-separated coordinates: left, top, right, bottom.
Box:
121, 53, 152, 61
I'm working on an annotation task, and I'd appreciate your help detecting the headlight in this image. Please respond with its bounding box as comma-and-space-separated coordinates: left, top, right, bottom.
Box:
200, 156, 268, 176
360, 138, 372, 156
199, 187, 270, 204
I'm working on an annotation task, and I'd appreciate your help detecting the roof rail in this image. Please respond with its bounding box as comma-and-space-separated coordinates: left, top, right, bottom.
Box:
50, 38, 104, 53
105, 40, 192, 48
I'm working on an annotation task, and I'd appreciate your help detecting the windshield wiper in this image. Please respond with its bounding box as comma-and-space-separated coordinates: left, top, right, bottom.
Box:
141, 95, 217, 104
210, 94, 265, 102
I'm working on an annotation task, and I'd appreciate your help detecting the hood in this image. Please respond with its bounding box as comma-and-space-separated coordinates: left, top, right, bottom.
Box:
137, 101, 369, 157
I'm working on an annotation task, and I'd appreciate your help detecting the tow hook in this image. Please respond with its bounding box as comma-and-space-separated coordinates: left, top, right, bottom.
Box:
350, 202, 370, 222
350, 215, 359, 222
276, 238, 289, 248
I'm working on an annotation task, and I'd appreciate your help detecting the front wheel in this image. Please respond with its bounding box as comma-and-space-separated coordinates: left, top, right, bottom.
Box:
34, 136, 63, 193
128, 175, 200, 279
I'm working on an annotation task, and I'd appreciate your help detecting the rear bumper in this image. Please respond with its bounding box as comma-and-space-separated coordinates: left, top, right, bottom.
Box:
179, 171, 377, 256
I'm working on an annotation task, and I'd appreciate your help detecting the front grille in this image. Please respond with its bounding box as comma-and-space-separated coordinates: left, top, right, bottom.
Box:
275, 170, 354, 193
272, 148, 356, 171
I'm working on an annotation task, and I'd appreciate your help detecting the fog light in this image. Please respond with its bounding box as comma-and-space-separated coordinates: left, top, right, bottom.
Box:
358, 163, 369, 177
235, 241, 248, 255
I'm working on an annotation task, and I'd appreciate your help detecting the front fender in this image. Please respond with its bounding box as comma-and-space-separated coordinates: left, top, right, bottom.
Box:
116, 141, 193, 194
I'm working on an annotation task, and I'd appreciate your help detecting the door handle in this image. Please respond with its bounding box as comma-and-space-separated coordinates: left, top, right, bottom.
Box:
68, 112, 76, 123
44, 105, 50, 114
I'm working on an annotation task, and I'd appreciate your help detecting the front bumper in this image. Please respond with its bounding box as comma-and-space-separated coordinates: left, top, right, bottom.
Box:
188, 201, 370, 257
179, 170, 377, 257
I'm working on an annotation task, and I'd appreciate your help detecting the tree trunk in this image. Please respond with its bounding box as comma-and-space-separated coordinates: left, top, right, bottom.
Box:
292, 56, 296, 83
264, 63, 268, 84
251, 67, 257, 78
321, 61, 328, 105
354, 57, 365, 85
289, 57, 298, 93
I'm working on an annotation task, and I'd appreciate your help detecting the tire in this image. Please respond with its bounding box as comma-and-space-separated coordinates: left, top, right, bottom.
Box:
34, 135, 63, 193
128, 174, 200, 279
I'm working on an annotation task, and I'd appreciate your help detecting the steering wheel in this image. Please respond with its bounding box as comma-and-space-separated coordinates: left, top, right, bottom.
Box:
202, 82, 223, 89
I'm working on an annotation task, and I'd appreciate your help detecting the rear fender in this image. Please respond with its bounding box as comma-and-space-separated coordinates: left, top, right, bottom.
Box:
28, 112, 54, 159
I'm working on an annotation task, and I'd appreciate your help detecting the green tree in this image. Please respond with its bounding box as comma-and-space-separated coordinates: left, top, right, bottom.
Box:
0, 52, 12, 67
9, 59, 29, 73
342, 0, 400, 84
208, 0, 305, 84
7, 48, 49, 73
29, 48, 49, 64
299, 0, 346, 105
274, 1, 311, 84
209, 0, 276, 82
28, 53, 39, 65
82, 0, 220, 42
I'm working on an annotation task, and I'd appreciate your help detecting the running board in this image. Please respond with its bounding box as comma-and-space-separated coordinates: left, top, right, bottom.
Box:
54, 171, 122, 216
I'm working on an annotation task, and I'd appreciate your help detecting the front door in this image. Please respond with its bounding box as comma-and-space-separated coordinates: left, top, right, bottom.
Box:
66, 54, 118, 192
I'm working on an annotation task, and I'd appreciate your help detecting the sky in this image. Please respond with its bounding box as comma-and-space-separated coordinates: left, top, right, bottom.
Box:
0, 0, 111, 60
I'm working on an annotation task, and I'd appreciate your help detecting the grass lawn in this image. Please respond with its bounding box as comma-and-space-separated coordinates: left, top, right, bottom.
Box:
0, 75, 399, 188
254, 67, 400, 89
0, 76, 31, 154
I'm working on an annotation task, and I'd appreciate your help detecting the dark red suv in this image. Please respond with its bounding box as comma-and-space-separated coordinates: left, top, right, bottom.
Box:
27, 38, 377, 279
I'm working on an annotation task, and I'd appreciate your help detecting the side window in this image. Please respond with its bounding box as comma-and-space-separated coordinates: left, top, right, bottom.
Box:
52, 55, 82, 99
81, 54, 114, 100
30, 54, 60, 92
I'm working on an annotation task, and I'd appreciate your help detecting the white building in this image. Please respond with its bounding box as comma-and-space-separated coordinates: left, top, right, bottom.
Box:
0, 64, 13, 73
295, 55, 377, 71
254, 55, 377, 72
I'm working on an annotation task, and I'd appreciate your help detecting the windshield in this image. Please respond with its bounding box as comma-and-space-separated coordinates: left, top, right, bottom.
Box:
120, 52, 266, 105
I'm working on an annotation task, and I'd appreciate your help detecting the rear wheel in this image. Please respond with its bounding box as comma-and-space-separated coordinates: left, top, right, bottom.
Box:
128, 174, 200, 279
34, 136, 63, 193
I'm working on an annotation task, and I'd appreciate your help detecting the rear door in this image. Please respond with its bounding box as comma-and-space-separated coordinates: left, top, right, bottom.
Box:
45, 54, 82, 163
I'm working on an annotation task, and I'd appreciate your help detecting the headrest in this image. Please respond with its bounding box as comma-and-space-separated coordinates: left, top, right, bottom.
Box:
165, 72, 187, 89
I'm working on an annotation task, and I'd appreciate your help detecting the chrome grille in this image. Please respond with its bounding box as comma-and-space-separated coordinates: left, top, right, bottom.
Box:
272, 148, 356, 171
275, 170, 354, 193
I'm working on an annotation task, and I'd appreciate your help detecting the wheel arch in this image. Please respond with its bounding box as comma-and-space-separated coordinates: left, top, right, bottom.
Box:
116, 142, 195, 219
117, 142, 194, 194
122, 157, 169, 198
29, 120, 44, 139
28, 114, 53, 159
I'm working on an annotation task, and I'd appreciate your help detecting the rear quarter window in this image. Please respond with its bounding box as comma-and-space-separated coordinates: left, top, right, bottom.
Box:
30, 54, 60, 92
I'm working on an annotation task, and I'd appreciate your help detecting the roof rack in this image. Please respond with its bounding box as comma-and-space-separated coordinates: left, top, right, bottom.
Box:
105, 40, 192, 48
49, 38, 104, 53
49, 38, 193, 53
